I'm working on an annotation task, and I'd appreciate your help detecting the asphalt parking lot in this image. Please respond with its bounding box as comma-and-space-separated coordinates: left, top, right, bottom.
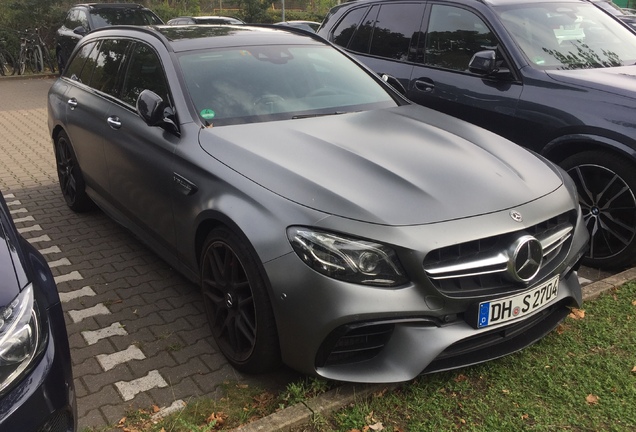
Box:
0, 75, 617, 431
0, 75, 298, 430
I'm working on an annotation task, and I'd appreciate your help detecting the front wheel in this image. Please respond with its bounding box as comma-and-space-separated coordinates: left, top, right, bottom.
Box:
200, 227, 280, 373
561, 151, 636, 269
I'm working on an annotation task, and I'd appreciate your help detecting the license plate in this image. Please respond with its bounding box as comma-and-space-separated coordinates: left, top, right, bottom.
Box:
476, 276, 559, 328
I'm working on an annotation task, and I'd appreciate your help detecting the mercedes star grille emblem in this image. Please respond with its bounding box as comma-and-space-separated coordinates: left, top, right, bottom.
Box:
508, 235, 543, 282
510, 210, 523, 222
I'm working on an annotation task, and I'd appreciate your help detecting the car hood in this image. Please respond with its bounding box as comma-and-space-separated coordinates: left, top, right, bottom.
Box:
546, 65, 636, 98
199, 105, 563, 225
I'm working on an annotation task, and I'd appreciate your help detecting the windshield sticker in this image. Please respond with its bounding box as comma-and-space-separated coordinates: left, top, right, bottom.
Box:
200, 109, 216, 120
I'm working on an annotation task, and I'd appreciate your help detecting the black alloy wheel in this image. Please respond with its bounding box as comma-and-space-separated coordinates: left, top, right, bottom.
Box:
562, 151, 636, 269
200, 227, 280, 373
54, 131, 94, 212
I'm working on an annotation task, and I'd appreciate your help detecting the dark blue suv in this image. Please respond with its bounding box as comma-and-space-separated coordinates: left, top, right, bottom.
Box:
319, 0, 636, 270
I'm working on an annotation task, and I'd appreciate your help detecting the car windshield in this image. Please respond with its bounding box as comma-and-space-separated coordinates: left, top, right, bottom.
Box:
494, 2, 636, 69
91, 8, 162, 28
178, 44, 398, 126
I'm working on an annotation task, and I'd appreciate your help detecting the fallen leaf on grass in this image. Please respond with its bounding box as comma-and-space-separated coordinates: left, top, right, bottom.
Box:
368, 422, 384, 431
152, 405, 160, 413
454, 374, 468, 383
568, 308, 585, 320
631, 366, 636, 373
586, 394, 599, 405
206, 412, 227, 426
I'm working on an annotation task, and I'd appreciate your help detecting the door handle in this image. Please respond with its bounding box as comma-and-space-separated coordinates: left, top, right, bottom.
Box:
67, 98, 78, 110
414, 79, 435, 93
107, 116, 122, 130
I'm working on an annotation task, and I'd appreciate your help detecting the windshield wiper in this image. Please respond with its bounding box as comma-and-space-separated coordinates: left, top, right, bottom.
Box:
292, 111, 348, 119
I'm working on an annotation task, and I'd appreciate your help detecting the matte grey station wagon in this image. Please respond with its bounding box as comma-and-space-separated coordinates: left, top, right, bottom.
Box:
47, 25, 588, 382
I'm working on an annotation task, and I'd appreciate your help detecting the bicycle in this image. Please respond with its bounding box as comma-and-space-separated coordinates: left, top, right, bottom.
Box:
17, 28, 55, 75
0, 38, 16, 76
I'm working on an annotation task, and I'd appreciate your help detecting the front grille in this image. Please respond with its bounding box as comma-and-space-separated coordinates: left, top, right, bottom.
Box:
316, 323, 395, 367
423, 211, 575, 298
38, 410, 74, 432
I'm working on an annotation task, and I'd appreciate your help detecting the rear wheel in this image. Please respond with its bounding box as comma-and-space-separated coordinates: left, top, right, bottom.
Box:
561, 151, 636, 269
0, 50, 16, 76
54, 131, 94, 212
200, 227, 280, 373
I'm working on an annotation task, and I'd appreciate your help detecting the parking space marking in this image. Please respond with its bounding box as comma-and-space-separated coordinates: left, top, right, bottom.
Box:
97, 345, 146, 371
17, 224, 42, 234
115, 370, 168, 402
12, 215, 34, 223
82, 322, 128, 345
26, 234, 51, 243
5, 199, 20, 206
55, 270, 83, 284
68, 303, 110, 323
47, 257, 71, 268
9, 207, 27, 214
59, 286, 96, 303
39, 245, 61, 255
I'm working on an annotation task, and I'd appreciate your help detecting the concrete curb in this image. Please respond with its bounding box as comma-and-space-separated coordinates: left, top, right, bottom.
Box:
232, 267, 636, 432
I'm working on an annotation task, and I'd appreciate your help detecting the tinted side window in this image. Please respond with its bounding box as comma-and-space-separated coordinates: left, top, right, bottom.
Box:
90, 39, 131, 96
424, 5, 498, 71
120, 43, 168, 106
64, 41, 98, 82
349, 5, 379, 53
332, 7, 368, 48
369, 3, 425, 60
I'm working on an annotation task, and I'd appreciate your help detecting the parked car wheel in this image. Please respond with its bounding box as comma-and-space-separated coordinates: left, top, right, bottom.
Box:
200, 227, 280, 373
561, 151, 636, 269
54, 130, 94, 212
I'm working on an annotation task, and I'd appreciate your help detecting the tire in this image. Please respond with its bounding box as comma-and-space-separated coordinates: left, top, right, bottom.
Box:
17, 51, 26, 75
0, 50, 16, 76
561, 151, 636, 269
54, 131, 94, 212
42, 45, 55, 73
31, 45, 43, 73
200, 227, 281, 373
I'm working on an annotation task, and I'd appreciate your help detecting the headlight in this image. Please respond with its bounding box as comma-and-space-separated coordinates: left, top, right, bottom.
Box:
0, 284, 42, 395
287, 227, 408, 287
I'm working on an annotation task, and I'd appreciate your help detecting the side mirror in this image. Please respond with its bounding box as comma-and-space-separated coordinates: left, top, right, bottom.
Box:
137, 89, 166, 126
469, 50, 512, 78
380, 73, 407, 96
469, 50, 497, 75
137, 90, 180, 135
72, 26, 87, 36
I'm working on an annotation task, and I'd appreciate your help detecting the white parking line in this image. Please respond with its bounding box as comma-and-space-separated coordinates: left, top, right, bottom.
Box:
9, 208, 27, 214
17, 224, 42, 234
27, 234, 51, 243
5, 199, 20, 206
97, 345, 146, 371
12, 215, 35, 223
55, 270, 83, 284
68, 303, 110, 323
47, 257, 71, 268
115, 370, 168, 401
39, 245, 61, 255
59, 286, 96, 303
82, 322, 128, 345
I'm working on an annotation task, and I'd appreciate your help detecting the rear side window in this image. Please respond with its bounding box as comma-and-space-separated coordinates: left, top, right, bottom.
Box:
334, 3, 425, 63
64, 41, 98, 82
90, 39, 131, 96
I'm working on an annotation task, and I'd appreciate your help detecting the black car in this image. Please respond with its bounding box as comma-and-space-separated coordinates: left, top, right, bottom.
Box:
318, 0, 636, 270
0, 193, 76, 430
55, 3, 163, 72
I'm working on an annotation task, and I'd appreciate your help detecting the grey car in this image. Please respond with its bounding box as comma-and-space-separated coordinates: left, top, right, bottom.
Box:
47, 25, 588, 383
